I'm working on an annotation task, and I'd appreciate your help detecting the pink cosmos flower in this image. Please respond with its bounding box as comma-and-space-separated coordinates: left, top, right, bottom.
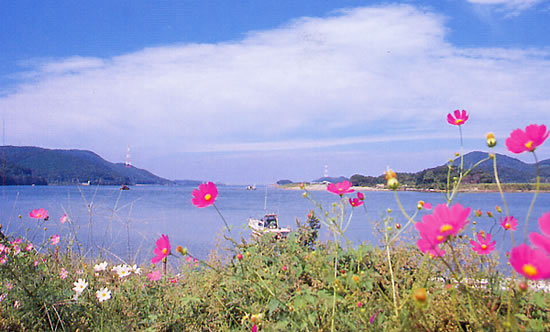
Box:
0, 256, 6, 265
416, 238, 446, 257
147, 270, 162, 281
423, 202, 433, 210
59, 268, 68, 280
59, 214, 68, 224
169, 278, 178, 284
470, 233, 496, 255
529, 211, 550, 254
500, 216, 518, 231
12, 245, 20, 256
505, 124, 549, 154
29, 208, 48, 220
151, 234, 171, 264
25, 243, 33, 251
252, 324, 257, 332
415, 203, 470, 256
192, 182, 218, 208
349, 197, 363, 207
186, 255, 199, 268
50, 234, 60, 246
447, 110, 469, 126
327, 180, 354, 196
357, 192, 365, 201
509, 244, 550, 280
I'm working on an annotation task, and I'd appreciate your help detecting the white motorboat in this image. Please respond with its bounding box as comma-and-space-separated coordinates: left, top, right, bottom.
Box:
248, 213, 291, 239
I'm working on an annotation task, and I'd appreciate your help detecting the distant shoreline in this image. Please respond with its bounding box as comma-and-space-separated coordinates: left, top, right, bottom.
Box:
276, 183, 550, 193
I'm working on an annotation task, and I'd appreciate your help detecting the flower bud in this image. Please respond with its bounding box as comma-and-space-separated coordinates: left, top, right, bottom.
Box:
414, 288, 427, 302
396, 223, 401, 229
236, 253, 243, 261
496, 205, 502, 213
385, 168, 397, 180
486, 132, 497, 148
475, 209, 482, 217
519, 281, 528, 292
387, 178, 399, 190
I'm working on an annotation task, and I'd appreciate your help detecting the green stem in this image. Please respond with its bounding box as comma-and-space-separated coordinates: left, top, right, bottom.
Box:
492, 154, 514, 246
523, 152, 540, 242
330, 233, 338, 332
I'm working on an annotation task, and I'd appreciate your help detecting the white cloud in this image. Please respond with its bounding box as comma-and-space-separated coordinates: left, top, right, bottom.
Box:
465, 0, 546, 14
2, 4, 550, 181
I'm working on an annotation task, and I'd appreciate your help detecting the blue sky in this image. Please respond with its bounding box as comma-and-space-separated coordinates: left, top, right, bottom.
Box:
1, 0, 550, 184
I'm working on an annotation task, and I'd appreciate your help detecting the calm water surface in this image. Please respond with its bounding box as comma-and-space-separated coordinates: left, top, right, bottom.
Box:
1, 185, 549, 267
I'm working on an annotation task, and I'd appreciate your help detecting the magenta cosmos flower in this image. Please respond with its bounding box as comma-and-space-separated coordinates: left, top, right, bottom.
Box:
509, 244, 550, 280
505, 124, 549, 154
151, 234, 171, 264
192, 182, 218, 208
470, 232, 496, 255
415, 203, 470, 256
447, 110, 469, 126
529, 211, 550, 254
327, 180, 354, 196
29, 208, 48, 220
349, 197, 363, 207
500, 216, 517, 231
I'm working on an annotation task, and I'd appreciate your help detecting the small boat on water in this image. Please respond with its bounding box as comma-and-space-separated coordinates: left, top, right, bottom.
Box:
246, 184, 257, 190
248, 213, 291, 239
120, 184, 130, 190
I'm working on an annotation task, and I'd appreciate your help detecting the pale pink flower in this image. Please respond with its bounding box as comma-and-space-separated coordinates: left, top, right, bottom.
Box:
29, 208, 48, 220
50, 234, 60, 246
0, 255, 6, 265
25, 243, 33, 251
447, 109, 469, 126
12, 245, 20, 256
191, 182, 218, 208
147, 270, 162, 281
505, 124, 549, 154
151, 234, 171, 264
59, 214, 68, 224
59, 268, 68, 280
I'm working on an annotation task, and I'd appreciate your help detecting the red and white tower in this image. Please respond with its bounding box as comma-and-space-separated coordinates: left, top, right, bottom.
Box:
125, 145, 132, 168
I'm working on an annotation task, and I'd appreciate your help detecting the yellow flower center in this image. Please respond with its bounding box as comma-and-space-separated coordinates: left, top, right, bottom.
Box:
440, 224, 453, 233
505, 223, 510, 229
162, 248, 167, 255
525, 141, 534, 150
204, 194, 212, 201
523, 264, 537, 277
455, 119, 463, 125
436, 235, 444, 242
37, 214, 42, 218
481, 244, 487, 250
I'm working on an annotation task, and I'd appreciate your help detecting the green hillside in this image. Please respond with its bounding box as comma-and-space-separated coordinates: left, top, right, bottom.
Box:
0, 146, 172, 185
350, 151, 550, 190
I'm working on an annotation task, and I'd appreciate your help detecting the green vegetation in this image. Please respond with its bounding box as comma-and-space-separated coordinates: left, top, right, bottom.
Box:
0, 146, 172, 185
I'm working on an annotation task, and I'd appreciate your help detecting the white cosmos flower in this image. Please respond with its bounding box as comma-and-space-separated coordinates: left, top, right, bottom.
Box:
72, 278, 88, 294
96, 287, 111, 302
93, 261, 108, 272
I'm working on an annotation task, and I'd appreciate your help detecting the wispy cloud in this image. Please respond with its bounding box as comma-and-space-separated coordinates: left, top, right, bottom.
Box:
465, 0, 546, 15
2, 4, 550, 181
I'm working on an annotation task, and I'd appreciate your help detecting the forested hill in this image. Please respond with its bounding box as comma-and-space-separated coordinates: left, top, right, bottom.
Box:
0, 146, 172, 186
350, 151, 550, 190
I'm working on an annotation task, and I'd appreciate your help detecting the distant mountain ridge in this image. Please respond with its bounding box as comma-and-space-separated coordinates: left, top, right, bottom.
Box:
350, 151, 550, 189
0, 146, 172, 185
